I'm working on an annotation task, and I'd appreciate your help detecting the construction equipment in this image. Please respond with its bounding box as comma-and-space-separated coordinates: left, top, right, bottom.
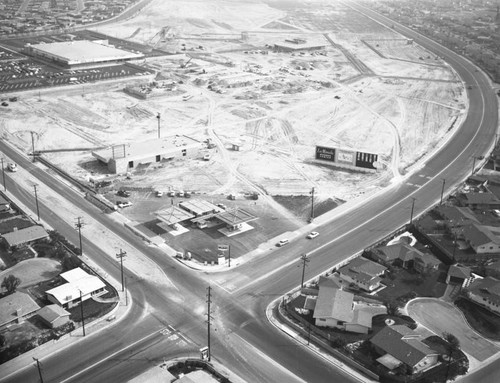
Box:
180, 55, 193, 69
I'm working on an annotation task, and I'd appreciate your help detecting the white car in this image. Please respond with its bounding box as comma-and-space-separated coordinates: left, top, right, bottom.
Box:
117, 201, 133, 208
307, 231, 319, 239
156, 191, 163, 197
277, 239, 289, 247
7, 162, 17, 172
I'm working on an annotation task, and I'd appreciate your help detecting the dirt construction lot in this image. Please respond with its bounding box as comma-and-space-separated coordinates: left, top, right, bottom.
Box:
0, 0, 467, 260
407, 298, 500, 362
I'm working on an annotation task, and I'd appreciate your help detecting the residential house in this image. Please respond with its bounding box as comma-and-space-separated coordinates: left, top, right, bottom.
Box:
338, 257, 387, 292
46, 267, 106, 309
413, 252, 441, 273
436, 206, 479, 230
312, 276, 386, 334
458, 192, 500, 210
0, 291, 40, 330
467, 276, 500, 315
460, 223, 500, 254
371, 243, 439, 272
37, 304, 71, 328
370, 325, 439, 374
446, 264, 473, 288
1, 225, 49, 248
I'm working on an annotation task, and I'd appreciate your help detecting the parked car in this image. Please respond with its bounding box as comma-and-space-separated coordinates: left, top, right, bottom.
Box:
277, 239, 289, 247
493, 209, 500, 217
307, 231, 319, 239
7, 162, 17, 172
117, 190, 131, 197
156, 191, 164, 197
117, 201, 133, 208
216, 203, 227, 210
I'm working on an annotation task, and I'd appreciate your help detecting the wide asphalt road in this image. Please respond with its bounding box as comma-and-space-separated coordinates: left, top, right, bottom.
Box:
0, 4, 498, 383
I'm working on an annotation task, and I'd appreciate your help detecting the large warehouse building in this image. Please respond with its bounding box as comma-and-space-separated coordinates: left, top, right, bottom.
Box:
24, 40, 143, 68
92, 135, 202, 174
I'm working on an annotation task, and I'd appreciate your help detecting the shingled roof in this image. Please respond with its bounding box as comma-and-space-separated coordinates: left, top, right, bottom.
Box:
370, 325, 437, 368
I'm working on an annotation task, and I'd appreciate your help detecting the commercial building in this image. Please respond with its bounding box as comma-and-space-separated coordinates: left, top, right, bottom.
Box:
92, 135, 202, 174
273, 38, 326, 52
24, 40, 143, 69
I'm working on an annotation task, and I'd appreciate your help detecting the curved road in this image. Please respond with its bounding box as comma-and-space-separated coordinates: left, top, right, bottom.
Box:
0, 3, 498, 383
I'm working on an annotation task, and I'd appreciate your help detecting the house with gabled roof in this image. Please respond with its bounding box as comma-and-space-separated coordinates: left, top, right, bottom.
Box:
1, 225, 49, 248
467, 276, 500, 315
436, 206, 479, 228
312, 275, 386, 334
37, 304, 71, 328
446, 264, 473, 288
370, 325, 439, 374
458, 191, 500, 210
0, 291, 40, 330
338, 257, 386, 292
460, 223, 500, 254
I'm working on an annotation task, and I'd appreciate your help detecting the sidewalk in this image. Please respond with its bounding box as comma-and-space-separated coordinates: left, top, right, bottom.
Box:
0, 189, 133, 382
266, 297, 374, 383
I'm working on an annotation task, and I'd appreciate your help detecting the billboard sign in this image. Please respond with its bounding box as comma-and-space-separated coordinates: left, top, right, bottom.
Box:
218, 244, 229, 252
315, 146, 336, 162
336, 149, 356, 165
315, 146, 379, 171
355, 151, 378, 170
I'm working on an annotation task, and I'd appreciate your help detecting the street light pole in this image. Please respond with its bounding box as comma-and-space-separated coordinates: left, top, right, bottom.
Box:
33, 357, 44, 383
440, 179, 446, 206
409, 197, 416, 225
0, 158, 6, 192
156, 113, 161, 138
228, 245, 231, 268
33, 184, 40, 221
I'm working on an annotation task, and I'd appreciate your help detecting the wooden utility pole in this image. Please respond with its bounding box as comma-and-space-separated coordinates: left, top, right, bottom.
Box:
79, 290, 86, 337
33, 184, 40, 221
310, 187, 315, 221
75, 217, 84, 256
206, 286, 212, 362
30, 131, 37, 162
116, 249, 127, 292
440, 179, 446, 206
299, 254, 310, 289
409, 198, 416, 225
0, 158, 6, 191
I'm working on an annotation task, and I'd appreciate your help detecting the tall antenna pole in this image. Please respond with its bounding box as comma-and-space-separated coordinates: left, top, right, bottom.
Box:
206, 286, 212, 362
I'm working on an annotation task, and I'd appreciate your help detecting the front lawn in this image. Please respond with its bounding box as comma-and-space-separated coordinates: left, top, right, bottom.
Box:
455, 298, 500, 341
376, 267, 447, 303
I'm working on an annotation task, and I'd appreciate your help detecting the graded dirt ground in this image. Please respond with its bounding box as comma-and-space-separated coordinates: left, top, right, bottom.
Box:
0, 0, 467, 254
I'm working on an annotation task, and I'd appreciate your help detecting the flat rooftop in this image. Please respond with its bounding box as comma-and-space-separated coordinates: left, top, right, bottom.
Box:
217, 208, 257, 226
156, 206, 194, 225
92, 135, 201, 163
28, 40, 143, 64
179, 199, 221, 216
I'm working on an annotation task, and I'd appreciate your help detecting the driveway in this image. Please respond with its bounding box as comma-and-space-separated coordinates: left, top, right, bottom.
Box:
407, 298, 499, 362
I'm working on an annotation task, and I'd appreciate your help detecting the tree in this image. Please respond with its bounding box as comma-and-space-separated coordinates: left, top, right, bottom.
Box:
61, 254, 81, 271
385, 300, 401, 317
1, 275, 21, 294
443, 332, 460, 352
